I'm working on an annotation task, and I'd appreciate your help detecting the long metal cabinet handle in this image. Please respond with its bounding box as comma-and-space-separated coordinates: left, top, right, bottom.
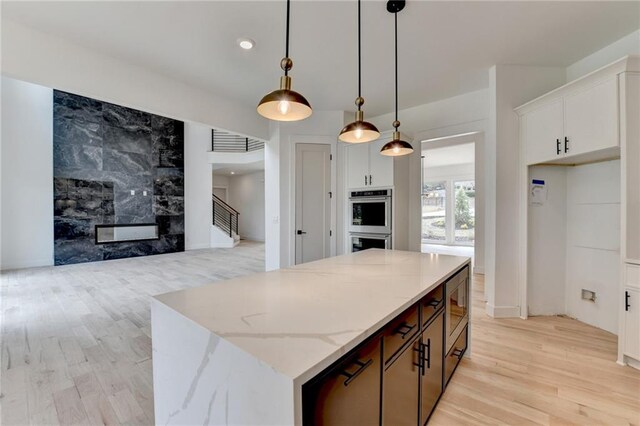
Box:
369, 174, 372, 185
626, 291, 631, 311
556, 139, 561, 155
413, 343, 424, 375
564, 137, 569, 153
340, 358, 373, 386
422, 339, 431, 374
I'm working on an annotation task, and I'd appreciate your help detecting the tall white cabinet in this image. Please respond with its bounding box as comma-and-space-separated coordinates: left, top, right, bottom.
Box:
516, 55, 640, 369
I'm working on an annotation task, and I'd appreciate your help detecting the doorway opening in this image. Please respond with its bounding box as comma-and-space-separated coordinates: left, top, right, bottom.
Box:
421, 132, 483, 271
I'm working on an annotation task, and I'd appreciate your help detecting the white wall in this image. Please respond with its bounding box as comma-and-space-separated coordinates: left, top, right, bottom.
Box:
1, 77, 54, 269
1, 20, 268, 141
566, 30, 640, 81
423, 163, 474, 181
527, 166, 567, 316
566, 160, 620, 334
487, 64, 566, 318
184, 122, 213, 250
227, 171, 265, 242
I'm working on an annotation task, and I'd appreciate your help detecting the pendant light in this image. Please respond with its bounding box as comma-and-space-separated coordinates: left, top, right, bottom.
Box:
380, 0, 414, 157
338, 0, 380, 143
257, 0, 312, 121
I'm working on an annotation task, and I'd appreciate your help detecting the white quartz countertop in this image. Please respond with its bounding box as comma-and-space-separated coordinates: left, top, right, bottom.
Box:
154, 249, 470, 384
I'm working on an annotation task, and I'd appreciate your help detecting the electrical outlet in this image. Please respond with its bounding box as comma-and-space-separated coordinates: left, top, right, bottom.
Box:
143, 191, 148, 196
581, 289, 596, 302
130, 190, 135, 196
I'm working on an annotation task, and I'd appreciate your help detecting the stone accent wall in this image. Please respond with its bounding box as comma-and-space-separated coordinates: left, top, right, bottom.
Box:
53, 90, 184, 265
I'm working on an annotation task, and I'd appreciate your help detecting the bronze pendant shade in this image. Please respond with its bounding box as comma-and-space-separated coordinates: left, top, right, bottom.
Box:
257, 0, 312, 122
380, 0, 413, 157
339, 0, 380, 143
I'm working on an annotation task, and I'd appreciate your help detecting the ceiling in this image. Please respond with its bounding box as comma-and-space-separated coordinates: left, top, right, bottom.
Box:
3, 1, 639, 117
423, 142, 474, 168
213, 160, 265, 176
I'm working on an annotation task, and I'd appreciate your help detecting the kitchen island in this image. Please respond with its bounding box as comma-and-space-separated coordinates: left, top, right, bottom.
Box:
152, 249, 471, 425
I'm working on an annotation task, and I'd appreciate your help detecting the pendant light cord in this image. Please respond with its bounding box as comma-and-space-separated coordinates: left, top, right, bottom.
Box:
285, 0, 290, 76
394, 10, 398, 124
357, 0, 362, 110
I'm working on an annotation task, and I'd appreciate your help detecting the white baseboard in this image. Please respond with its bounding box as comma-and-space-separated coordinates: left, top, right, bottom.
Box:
185, 243, 211, 251
1, 257, 53, 271
473, 266, 484, 275
621, 355, 640, 370
485, 303, 521, 318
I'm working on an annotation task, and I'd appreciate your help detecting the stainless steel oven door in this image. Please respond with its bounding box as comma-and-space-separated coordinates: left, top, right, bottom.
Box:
350, 233, 391, 252
349, 197, 392, 234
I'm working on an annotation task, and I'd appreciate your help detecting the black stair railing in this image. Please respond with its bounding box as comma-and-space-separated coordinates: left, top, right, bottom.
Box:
212, 194, 239, 238
211, 129, 265, 153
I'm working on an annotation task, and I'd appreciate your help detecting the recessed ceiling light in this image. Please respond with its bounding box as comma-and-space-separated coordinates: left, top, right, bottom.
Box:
230, 171, 235, 175
237, 38, 255, 50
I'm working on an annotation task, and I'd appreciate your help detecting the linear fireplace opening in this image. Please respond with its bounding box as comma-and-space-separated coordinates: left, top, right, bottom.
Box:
95, 224, 159, 244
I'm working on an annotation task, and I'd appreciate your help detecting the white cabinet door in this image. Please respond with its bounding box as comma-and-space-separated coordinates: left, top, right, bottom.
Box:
523, 99, 564, 165
623, 73, 640, 263
564, 77, 619, 158
346, 143, 370, 189
624, 287, 640, 360
368, 139, 394, 188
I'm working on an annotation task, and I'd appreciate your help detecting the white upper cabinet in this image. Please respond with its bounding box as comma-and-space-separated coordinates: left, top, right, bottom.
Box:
346, 143, 371, 189
564, 77, 619, 158
522, 99, 564, 165
517, 58, 634, 166
346, 140, 394, 189
368, 139, 394, 188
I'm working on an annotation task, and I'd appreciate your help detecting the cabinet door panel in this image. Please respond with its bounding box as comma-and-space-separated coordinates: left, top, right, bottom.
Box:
523, 99, 564, 165
347, 143, 371, 189
306, 338, 381, 426
564, 77, 619, 157
624, 287, 640, 360
382, 335, 421, 426
623, 74, 640, 263
420, 311, 444, 425
369, 139, 394, 188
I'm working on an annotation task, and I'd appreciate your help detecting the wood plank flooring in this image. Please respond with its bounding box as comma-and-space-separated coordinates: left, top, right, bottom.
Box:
1, 245, 638, 425
1, 242, 264, 425
431, 274, 640, 426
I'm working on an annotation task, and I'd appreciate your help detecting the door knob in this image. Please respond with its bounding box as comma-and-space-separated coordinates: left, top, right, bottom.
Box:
297, 230, 307, 235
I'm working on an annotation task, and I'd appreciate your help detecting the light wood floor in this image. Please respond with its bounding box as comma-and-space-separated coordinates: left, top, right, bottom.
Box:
431, 274, 640, 426
1, 242, 264, 425
1, 246, 639, 425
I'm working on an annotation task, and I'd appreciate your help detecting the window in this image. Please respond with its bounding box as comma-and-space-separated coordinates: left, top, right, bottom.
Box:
454, 180, 475, 244
422, 181, 446, 242
422, 179, 475, 246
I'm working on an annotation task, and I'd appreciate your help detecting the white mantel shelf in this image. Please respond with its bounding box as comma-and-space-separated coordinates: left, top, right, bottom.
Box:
152, 249, 471, 425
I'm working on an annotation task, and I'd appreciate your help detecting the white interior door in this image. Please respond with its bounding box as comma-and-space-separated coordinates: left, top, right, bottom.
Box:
295, 143, 331, 265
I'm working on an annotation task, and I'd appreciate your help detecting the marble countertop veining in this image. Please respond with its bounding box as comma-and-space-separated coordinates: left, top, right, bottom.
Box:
153, 249, 470, 383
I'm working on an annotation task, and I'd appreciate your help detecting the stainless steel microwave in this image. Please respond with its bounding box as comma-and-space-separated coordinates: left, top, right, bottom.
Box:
348, 189, 392, 235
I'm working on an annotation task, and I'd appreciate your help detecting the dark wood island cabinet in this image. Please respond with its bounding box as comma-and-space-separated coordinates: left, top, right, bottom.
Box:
303, 265, 470, 426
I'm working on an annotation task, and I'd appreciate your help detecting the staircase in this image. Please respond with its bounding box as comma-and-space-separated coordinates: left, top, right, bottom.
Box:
211, 194, 240, 248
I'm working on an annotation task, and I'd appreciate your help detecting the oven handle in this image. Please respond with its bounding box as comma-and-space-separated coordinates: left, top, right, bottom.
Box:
350, 233, 391, 239
348, 197, 391, 202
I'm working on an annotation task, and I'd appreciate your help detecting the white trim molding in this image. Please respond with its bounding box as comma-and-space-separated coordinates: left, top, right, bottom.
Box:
485, 303, 521, 318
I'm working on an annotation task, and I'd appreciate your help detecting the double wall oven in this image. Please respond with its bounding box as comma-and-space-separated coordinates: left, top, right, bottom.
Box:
349, 189, 392, 252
